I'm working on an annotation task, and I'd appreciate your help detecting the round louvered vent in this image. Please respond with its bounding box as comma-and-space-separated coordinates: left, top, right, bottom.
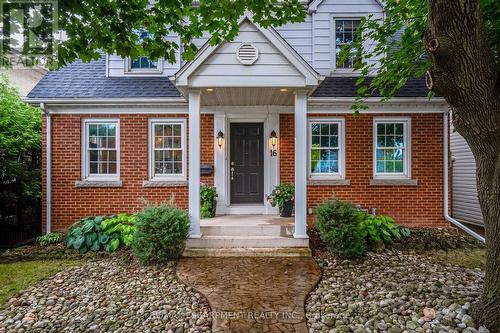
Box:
236, 42, 259, 65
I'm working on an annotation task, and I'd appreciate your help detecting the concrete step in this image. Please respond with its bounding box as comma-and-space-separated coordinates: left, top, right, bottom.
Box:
183, 247, 312, 257
200, 224, 294, 237
185, 235, 309, 248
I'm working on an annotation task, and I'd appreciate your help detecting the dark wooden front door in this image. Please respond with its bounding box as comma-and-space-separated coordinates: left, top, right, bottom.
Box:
230, 123, 264, 204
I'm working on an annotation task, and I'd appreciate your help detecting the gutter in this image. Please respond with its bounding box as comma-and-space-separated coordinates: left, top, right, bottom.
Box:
443, 111, 485, 242
40, 103, 52, 235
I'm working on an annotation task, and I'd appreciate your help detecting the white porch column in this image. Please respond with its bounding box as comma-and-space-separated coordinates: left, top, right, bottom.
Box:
294, 90, 308, 238
188, 90, 201, 238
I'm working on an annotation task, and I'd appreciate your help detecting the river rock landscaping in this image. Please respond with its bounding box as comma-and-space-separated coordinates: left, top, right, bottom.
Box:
306, 250, 486, 333
0, 257, 211, 333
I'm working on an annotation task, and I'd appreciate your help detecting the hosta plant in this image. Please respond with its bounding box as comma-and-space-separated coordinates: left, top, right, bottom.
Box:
36, 232, 64, 246
66, 216, 105, 253
66, 214, 136, 254
100, 213, 136, 252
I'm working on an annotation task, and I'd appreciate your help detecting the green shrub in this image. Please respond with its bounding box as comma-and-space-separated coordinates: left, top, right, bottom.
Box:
316, 198, 366, 259
66, 214, 136, 254
132, 204, 190, 264
200, 185, 217, 218
36, 232, 64, 246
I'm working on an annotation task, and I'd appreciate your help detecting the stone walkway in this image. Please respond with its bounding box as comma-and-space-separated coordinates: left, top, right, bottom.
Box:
177, 257, 321, 333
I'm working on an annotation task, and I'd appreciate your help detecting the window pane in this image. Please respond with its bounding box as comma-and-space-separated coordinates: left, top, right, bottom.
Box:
394, 161, 403, 172
321, 136, 329, 147
329, 136, 338, 148
173, 124, 182, 136
312, 135, 320, 146
330, 124, 338, 136
320, 124, 329, 135
395, 123, 403, 135
311, 124, 320, 135
376, 161, 384, 173
377, 123, 385, 135
89, 150, 98, 162
173, 137, 182, 148
377, 136, 386, 147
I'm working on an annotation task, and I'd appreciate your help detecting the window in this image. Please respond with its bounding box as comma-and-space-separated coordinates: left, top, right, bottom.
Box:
149, 119, 186, 180
82, 120, 119, 180
131, 56, 158, 70
373, 118, 411, 178
334, 19, 360, 69
309, 119, 345, 179
128, 30, 161, 72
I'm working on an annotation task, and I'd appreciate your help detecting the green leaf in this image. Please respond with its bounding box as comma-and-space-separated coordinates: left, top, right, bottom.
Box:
90, 241, 101, 252
99, 233, 110, 244
108, 238, 120, 252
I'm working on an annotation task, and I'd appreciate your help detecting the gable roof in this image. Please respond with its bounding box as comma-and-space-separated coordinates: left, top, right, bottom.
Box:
174, 13, 321, 89
311, 76, 430, 98
27, 56, 181, 99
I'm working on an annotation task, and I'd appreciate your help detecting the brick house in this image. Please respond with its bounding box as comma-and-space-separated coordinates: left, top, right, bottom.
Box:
27, 3, 453, 249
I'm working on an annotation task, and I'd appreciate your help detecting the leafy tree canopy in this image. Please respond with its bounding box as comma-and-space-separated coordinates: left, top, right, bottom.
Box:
0, 76, 42, 201
339, 0, 500, 106
57, 0, 306, 65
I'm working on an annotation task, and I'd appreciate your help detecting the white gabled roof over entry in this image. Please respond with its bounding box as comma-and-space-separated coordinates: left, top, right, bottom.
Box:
174, 13, 321, 90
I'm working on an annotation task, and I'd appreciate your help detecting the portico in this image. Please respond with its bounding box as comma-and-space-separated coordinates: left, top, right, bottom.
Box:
174, 14, 320, 246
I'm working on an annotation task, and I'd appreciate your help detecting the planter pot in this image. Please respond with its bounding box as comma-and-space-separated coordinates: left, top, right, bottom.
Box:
280, 200, 294, 217
210, 199, 217, 217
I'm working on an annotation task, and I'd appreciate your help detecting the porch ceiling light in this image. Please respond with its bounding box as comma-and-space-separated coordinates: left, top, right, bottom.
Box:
216, 130, 224, 148
280, 88, 288, 92
270, 130, 278, 148
206, 88, 214, 92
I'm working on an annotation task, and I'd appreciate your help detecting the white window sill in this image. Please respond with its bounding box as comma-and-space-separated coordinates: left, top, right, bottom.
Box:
308, 179, 351, 186
124, 70, 163, 75
143, 180, 188, 188
75, 180, 123, 188
369, 178, 417, 186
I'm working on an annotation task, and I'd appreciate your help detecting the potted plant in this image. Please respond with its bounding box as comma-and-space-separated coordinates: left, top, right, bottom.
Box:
200, 184, 218, 218
267, 183, 295, 217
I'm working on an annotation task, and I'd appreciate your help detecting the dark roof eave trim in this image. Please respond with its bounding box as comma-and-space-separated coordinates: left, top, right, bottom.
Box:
24, 97, 187, 106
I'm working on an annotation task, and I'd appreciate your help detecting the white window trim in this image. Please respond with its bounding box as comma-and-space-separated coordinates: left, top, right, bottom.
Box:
148, 118, 187, 182
124, 57, 163, 74
308, 118, 346, 180
372, 117, 412, 179
330, 15, 363, 74
81, 119, 120, 182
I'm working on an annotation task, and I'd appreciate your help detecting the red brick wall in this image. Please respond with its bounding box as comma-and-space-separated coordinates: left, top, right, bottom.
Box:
279, 113, 448, 227
42, 114, 214, 231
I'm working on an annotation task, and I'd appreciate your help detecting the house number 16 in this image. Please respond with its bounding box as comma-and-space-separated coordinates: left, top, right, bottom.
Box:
270, 149, 278, 156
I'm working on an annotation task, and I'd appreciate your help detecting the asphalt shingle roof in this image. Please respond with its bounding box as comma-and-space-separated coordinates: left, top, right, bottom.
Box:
27, 56, 429, 99
311, 76, 430, 98
27, 56, 181, 99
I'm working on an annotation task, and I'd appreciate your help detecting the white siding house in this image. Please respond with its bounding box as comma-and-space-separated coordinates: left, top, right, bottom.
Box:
451, 129, 484, 226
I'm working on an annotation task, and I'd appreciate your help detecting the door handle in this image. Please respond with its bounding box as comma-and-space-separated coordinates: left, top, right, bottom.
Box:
230, 167, 235, 180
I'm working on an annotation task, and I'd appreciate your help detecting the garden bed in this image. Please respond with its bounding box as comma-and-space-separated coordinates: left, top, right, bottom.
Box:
306, 250, 487, 333
0, 257, 212, 333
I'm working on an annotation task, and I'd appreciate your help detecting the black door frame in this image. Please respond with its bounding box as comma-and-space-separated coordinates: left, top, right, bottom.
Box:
228, 121, 265, 205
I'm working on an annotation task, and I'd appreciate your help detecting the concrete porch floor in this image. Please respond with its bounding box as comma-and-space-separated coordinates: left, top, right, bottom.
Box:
184, 214, 310, 256
201, 214, 295, 227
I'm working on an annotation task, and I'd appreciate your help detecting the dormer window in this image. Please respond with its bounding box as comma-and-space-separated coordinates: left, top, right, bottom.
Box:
131, 56, 158, 70
126, 29, 163, 74
334, 19, 360, 69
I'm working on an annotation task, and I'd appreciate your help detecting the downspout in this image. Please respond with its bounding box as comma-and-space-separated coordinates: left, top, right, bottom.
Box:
41, 103, 52, 234
443, 111, 485, 242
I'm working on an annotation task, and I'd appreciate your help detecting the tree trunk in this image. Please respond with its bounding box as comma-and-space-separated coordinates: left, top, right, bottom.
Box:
424, 0, 500, 331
